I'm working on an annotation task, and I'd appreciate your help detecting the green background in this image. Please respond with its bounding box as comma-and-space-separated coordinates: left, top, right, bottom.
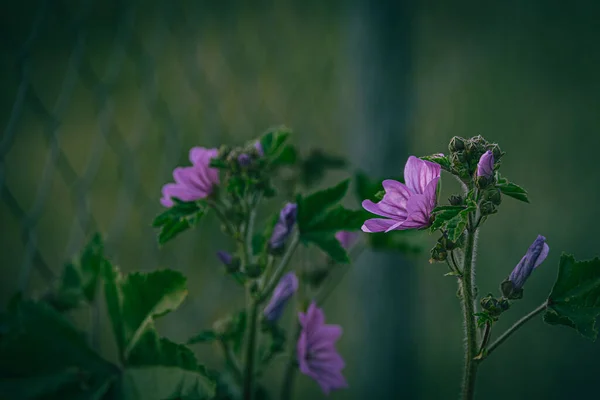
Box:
1, 0, 599, 399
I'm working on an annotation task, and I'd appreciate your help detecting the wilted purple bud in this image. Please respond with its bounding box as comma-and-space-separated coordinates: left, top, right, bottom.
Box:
269, 203, 297, 251
335, 231, 359, 249
254, 141, 264, 156
263, 272, 298, 321
217, 251, 233, 266
508, 235, 549, 290
237, 153, 251, 166
476, 150, 494, 178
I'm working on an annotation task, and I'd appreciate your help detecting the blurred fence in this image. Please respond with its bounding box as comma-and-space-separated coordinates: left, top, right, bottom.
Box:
0, 0, 347, 303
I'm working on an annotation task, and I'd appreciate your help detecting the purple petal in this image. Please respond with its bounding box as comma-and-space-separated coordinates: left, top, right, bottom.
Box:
362, 200, 401, 219
422, 177, 440, 211
477, 150, 495, 178
534, 242, 550, 269
382, 179, 412, 208
361, 218, 400, 233
404, 156, 441, 195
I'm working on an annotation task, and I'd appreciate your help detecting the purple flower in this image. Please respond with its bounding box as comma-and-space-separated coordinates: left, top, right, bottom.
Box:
297, 302, 347, 395
160, 147, 220, 208
254, 141, 264, 156
263, 272, 298, 321
335, 231, 359, 249
217, 251, 233, 266
477, 150, 494, 178
361, 156, 441, 233
269, 203, 297, 250
508, 235, 549, 290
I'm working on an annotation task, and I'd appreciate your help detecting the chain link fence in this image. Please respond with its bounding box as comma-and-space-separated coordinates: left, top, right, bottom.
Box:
0, 0, 347, 304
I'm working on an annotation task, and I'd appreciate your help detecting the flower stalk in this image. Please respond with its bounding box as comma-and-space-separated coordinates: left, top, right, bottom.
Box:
459, 215, 480, 400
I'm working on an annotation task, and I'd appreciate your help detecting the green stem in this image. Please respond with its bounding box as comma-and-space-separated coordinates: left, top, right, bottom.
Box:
260, 232, 300, 302
477, 322, 492, 358
459, 220, 479, 400
220, 339, 242, 383
485, 301, 547, 358
243, 297, 260, 400
280, 322, 302, 400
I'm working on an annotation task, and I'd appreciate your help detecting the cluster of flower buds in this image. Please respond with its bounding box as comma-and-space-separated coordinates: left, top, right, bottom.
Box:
448, 135, 504, 183
480, 293, 511, 318
430, 231, 462, 263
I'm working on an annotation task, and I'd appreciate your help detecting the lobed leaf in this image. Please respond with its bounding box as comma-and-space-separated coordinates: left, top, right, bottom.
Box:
297, 179, 350, 231
544, 253, 600, 340
152, 199, 206, 245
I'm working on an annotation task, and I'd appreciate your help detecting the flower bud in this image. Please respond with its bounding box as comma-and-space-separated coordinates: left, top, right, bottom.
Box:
430, 243, 447, 262
449, 195, 464, 206
476, 150, 494, 179
480, 201, 497, 216
335, 231, 359, 250
237, 153, 252, 167
488, 143, 504, 161
263, 272, 298, 321
484, 188, 502, 206
449, 136, 466, 153
254, 141, 264, 157
269, 203, 297, 252
504, 235, 549, 297
217, 251, 240, 273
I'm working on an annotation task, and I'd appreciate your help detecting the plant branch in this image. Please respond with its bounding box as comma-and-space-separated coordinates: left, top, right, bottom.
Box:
459, 215, 480, 400
485, 301, 548, 359
220, 339, 242, 383
242, 296, 260, 400
260, 232, 300, 303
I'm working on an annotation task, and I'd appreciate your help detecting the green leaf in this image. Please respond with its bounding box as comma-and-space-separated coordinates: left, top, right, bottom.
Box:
430, 201, 476, 241
421, 154, 452, 171
45, 234, 108, 311
299, 150, 347, 188
0, 300, 118, 399
429, 206, 465, 232
301, 232, 350, 264
544, 253, 600, 340
103, 267, 188, 361
445, 211, 470, 242
152, 200, 206, 245
187, 330, 218, 345
297, 179, 350, 231
272, 144, 298, 167
303, 206, 366, 233
496, 174, 530, 203
259, 126, 292, 157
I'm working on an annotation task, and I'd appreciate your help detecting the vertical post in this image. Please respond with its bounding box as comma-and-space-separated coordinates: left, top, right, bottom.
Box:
342, 0, 416, 398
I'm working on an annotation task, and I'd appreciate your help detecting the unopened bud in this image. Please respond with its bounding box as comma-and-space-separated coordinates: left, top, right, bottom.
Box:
449, 136, 466, 152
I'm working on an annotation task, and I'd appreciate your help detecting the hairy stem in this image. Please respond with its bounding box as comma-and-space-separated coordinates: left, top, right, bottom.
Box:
459, 220, 479, 400
243, 296, 260, 400
485, 301, 547, 358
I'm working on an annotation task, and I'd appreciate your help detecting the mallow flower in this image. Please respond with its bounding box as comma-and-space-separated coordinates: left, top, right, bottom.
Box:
508, 235, 549, 290
160, 147, 220, 207
263, 272, 298, 321
297, 302, 347, 394
269, 203, 297, 250
477, 150, 494, 178
361, 156, 441, 233
335, 231, 359, 249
